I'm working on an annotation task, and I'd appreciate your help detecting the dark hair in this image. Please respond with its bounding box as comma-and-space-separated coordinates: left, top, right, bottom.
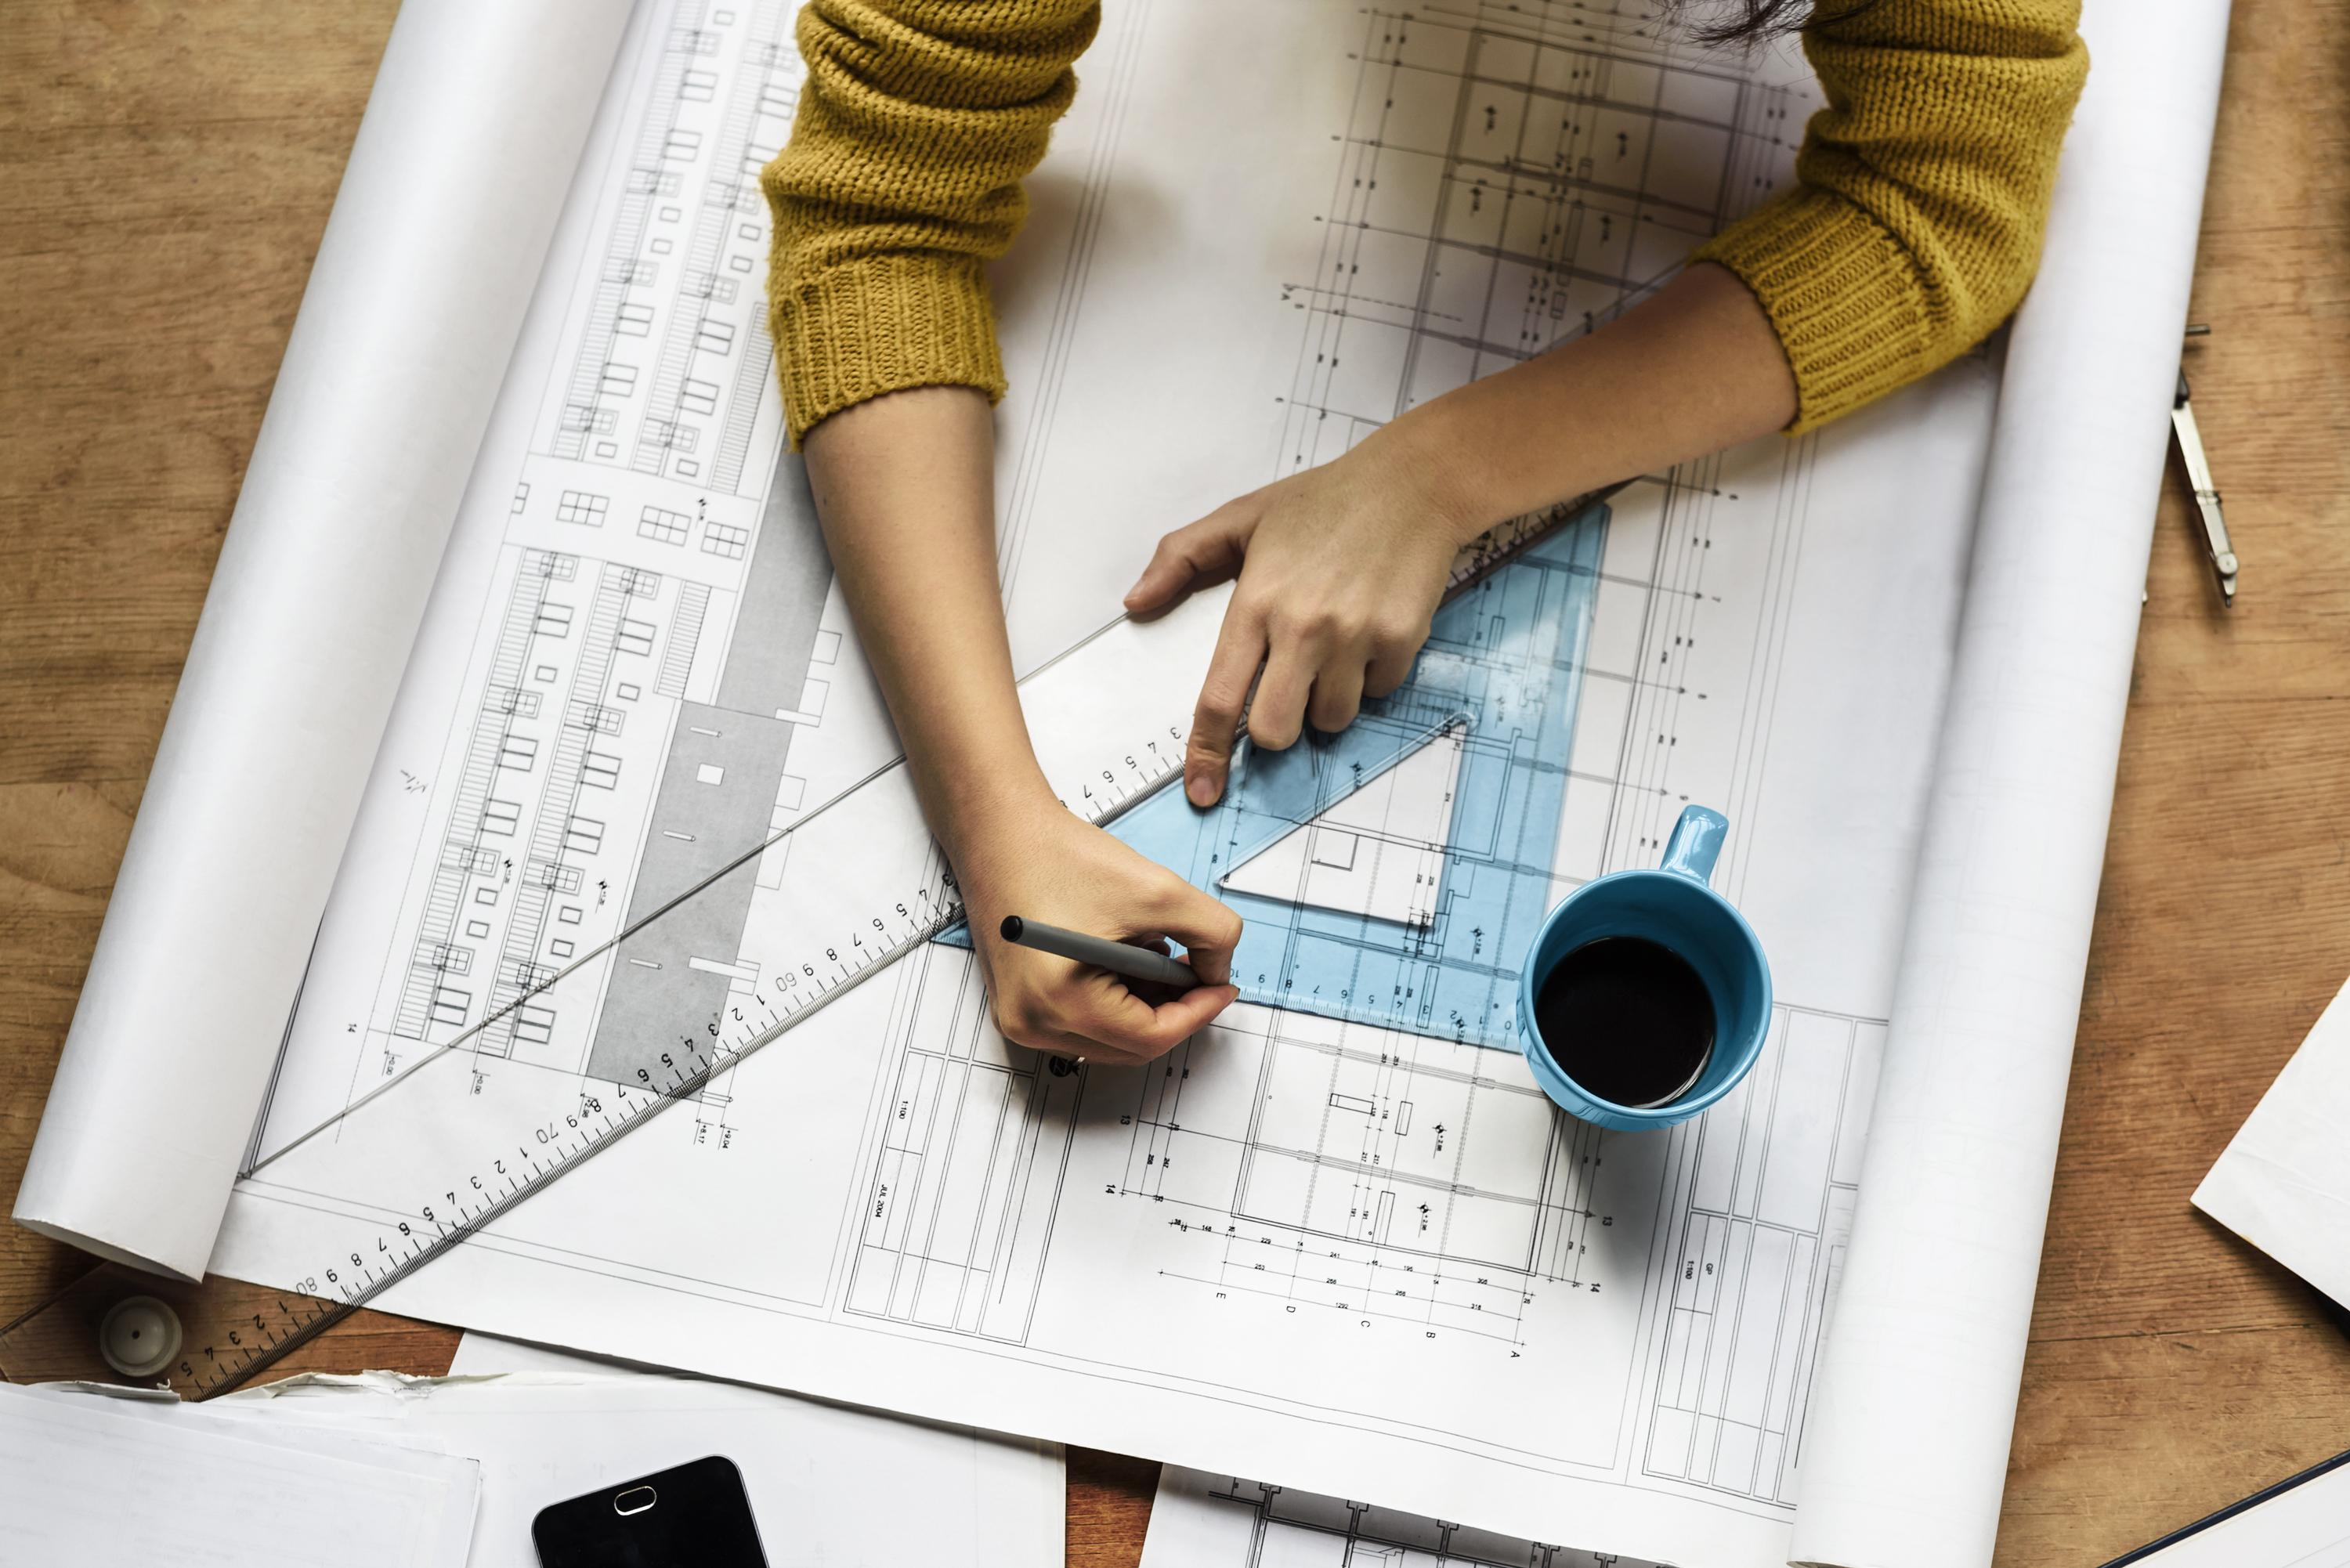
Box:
1664, 0, 1875, 45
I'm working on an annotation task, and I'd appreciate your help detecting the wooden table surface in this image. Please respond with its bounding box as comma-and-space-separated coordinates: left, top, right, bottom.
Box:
4, 4, 2346, 1564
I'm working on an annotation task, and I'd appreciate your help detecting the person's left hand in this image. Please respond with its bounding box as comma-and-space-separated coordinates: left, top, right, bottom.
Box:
1123, 439, 1476, 807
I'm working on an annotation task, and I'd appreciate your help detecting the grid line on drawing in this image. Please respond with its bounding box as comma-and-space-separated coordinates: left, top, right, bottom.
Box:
1613, 471, 1710, 869
638, 505, 692, 545
711, 309, 775, 492
843, 944, 1083, 1342
656, 583, 709, 697
1716, 435, 1813, 905
1279, 9, 1802, 472
991, 0, 1155, 609
1115, 1010, 1600, 1349
555, 489, 609, 527
1641, 1006, 1877, 1505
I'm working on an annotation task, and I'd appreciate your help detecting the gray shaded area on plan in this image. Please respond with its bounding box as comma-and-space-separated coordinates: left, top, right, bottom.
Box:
718, 453, 830, 715
586, 705, 794, 1082
586, 454, 832, 1085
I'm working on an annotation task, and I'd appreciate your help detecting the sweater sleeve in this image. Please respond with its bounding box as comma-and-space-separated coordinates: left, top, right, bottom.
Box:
1690, 1, 2089, 432
761, 0, 1100, 444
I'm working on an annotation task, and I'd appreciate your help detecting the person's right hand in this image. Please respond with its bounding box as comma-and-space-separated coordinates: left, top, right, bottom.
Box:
950, 790, 1244, 1067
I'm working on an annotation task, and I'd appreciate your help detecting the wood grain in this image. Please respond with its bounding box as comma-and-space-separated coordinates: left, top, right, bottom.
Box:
1992, 0, 2350, 1559
2, 4, 2345, 1566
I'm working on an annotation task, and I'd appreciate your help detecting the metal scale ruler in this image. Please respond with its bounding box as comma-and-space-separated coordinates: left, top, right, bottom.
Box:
0, 496, 1607, 1401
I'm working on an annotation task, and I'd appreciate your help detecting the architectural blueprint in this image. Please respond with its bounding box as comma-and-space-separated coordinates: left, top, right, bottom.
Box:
243, 0, 868, 1136
207, 2, 2001, 1563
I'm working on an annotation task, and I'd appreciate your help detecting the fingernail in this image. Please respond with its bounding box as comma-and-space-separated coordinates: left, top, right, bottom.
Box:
1187, 773, 1217, 807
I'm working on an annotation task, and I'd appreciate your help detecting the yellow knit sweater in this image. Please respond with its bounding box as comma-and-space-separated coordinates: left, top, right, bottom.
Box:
762, 2, 2088, 444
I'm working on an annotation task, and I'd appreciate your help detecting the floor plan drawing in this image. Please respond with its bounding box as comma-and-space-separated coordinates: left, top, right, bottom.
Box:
1280, 5, 1813, 469
844, 940, 1086, 1345
1116, 991, 1874, 1377
212, 6, 2004, 1563
1119, 1004, 1608, 1349
1638, 1006, 1873, 1508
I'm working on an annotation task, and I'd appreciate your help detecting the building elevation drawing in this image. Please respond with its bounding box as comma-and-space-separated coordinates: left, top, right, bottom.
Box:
213, 5, 2008, 1565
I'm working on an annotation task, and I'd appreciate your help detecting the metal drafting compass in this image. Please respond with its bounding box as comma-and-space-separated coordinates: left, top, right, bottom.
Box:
2171, 323, 2237, 606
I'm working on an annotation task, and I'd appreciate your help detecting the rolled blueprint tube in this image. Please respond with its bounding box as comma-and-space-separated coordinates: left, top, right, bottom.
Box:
1788, 3, 2235, 1566
14, 0, 635, 1281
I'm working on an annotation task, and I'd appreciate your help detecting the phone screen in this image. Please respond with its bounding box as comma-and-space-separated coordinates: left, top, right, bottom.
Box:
532, 1454, 768, 1567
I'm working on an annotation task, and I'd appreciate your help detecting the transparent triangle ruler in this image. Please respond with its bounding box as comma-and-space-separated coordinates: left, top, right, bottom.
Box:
945, 504, 1609, 1048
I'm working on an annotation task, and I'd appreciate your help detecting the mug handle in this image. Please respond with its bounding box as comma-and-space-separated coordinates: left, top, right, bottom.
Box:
1660, 805, 1729, 883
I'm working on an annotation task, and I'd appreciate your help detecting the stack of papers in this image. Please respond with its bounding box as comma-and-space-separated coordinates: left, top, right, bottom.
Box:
0, 1338, 1063, 1567
0, 1382, 479, 1568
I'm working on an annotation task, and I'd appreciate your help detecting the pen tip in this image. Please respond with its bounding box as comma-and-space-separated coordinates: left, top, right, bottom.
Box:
1000, 916, 1023, 941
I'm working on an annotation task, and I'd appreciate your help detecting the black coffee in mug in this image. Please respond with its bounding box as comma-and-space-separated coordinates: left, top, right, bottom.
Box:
1531, 936, 1716, 1108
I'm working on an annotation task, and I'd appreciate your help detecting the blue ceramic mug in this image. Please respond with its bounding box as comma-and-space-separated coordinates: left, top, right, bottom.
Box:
1518, 804, 1772, 1130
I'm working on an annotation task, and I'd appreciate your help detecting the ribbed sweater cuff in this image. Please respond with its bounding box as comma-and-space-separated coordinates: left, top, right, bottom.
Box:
772, 251, 1006, 446
1692, 189, 1935, 434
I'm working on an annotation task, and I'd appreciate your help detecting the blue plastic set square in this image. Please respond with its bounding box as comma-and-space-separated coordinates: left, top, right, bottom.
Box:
945, 504, 1607, 1051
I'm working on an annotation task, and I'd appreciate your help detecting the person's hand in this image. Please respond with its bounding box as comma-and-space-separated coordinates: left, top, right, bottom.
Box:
950, 790, 1243, 1067
1123, 437, 1476, 807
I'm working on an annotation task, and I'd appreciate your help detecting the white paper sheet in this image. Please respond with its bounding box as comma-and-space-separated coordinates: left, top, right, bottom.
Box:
204, 1337, 1065, 1568
0, 1382, 479, 1568
211, 6, 2002, 1562
12, 0, 637, 1281
2194, 974, 2350, 1313
1784, 5, 2235, 1567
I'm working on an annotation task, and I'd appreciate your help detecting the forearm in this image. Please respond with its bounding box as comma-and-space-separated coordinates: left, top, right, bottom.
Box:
801, 386, 1049, 868
761, 0, 1099, 443
802, 385, 1242, 1062
1690, 2, 2086, 429
1368, 263, 1797, 540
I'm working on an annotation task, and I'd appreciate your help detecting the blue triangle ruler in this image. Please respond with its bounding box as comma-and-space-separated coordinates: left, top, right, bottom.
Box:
945, 504, 1607, 1050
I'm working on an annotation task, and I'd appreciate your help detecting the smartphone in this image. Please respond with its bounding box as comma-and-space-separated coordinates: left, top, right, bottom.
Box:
531, 1454, 768, 1567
